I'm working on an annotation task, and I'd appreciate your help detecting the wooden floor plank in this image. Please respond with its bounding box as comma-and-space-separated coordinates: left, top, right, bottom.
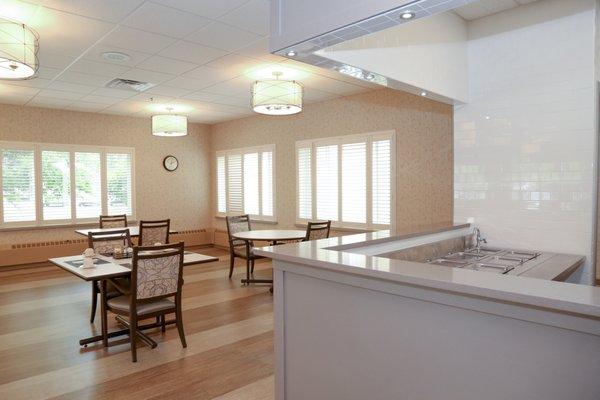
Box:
0, 248, 275, 400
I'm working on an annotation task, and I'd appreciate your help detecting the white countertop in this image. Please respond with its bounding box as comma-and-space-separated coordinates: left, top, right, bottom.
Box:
254, 226, 600, 318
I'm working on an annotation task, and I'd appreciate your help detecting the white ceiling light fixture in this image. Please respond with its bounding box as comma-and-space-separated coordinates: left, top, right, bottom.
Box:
286, 50, 297, 57
252, 71, 303, 116
400, 11, 415, 20
152, 107, 188, 137
0, 18, 39, 80
101, 51, 131, 62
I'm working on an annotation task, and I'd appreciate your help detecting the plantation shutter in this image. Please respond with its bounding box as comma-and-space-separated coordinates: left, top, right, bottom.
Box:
2, 149, 36, 223
106, 152, 133, 215
297, 146, 312, 220
41, 150, 71, 220
75, 152, 102, 219
372, 139, 391, 225
315, 144, 338, 221
341, 141, 366, 223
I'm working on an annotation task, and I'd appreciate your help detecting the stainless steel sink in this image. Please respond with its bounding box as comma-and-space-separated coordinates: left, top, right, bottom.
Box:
428, 247, 540, 274
444, 252, 486, 261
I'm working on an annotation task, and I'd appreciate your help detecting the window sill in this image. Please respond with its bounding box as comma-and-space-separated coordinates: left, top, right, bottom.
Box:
0, 220, 138, 232
215, 215, 278, 225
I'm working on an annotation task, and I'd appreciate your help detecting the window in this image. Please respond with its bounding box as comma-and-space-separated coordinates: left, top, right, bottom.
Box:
216, 145, 275, 221
0, 141, 135, 228
296, 131, 394, 229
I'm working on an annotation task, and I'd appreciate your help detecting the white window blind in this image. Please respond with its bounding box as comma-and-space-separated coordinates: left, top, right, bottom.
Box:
75, 152, 101, 219
216, 145, 275, 220
2, 149, 36, 223
372, 139, 391, 225
342, 142, 366, 223
0, 142, 134, 228
296, 131, 394, 228
316, 145, 338, 221
41, 150, 71, 221
297, 147, 312, 220
106, 153, 133, 216
216, 156, 226, 213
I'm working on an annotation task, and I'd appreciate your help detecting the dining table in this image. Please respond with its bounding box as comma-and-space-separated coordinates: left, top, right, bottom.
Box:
49, 250, 218, 348
232, 229, 306, 285
75, 226, 177, 237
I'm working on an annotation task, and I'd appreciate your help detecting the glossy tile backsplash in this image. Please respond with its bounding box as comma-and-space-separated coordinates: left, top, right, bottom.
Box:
454, 0, 596, 283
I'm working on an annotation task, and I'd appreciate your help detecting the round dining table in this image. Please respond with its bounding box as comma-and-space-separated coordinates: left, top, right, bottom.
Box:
232, 229, 306, 285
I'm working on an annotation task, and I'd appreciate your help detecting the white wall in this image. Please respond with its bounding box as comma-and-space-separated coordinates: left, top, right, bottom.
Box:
454, 0, 596, 284
319, 12, 469, 103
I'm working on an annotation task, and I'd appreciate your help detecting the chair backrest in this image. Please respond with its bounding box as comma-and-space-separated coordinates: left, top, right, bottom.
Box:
304, 220, 332, 241
226, 214, 251, 248
99, 214, 128, 229
88, 229, 132, 256
139, 219, 170, 246
131, 242, 184, 301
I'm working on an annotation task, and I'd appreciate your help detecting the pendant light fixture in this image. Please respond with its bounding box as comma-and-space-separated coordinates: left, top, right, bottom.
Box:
252, 71, 303, 115
0, 18, 39, 80
152, 107, 188, 137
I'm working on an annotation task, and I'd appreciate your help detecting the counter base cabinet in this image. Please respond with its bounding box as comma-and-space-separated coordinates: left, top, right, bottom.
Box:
273, 261, 600, 400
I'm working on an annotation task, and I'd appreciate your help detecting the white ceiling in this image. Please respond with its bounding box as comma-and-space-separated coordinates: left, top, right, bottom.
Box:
0, 0, 378, 124
454, 0, 539, 21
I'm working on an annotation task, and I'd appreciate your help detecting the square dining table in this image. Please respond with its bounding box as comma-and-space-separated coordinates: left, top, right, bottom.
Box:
49, 250, 218, 347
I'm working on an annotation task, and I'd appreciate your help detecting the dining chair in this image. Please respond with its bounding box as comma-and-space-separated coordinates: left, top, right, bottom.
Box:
139, 219, 170, 246
87, 229, 132, 323
105, 242, 187, 362
99, 214, 128, 228
225, 214, 264, 278
303, 220, 332, 241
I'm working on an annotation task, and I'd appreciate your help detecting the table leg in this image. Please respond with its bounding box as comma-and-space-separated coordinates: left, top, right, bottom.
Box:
100, 280, 108, 347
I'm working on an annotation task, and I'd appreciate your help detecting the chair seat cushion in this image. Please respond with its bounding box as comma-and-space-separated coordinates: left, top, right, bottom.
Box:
107, 295, 175, 316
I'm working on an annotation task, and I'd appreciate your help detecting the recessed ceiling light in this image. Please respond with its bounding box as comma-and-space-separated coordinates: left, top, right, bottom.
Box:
420, 91, 427, 96
400, 11, 415, 20
101, 51, 131, 62
365, 73, 375, 81
286, 50, 297, 57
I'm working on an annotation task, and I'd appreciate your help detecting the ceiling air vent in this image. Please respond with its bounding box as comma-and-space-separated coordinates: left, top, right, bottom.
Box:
105, 78, 156, 92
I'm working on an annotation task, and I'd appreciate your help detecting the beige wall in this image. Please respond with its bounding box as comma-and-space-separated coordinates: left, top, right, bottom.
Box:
0, 104, 212, 246
211, 88, 454, 232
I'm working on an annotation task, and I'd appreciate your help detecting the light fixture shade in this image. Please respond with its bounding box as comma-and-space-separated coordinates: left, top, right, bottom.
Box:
252, 79, 303, 115
0, 19, 38, 80
152, 114, 188, 137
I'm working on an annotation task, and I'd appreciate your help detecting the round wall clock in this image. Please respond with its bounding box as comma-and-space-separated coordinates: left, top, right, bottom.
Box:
163, 155, 179, 171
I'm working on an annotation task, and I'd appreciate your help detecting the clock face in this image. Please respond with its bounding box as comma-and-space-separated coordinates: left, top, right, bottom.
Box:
163, 155, 178, 171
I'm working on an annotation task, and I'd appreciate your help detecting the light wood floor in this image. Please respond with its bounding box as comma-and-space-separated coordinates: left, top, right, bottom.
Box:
0, 247, 275, 400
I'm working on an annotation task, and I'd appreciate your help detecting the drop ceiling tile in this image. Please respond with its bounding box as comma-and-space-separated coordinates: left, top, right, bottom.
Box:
80, 94, 122, 105
118, 68, 176, 85
183, 91, 250, 107
123, 2, 210, 38
128, 92, 173, 103
47, 81, 98, 94
6, 78, 52, 89
56, 71, 113, 87
28, 7, 114, 57
32, 0, 146, 23
0, 83, 41, 97
159, 41, 227, 64
0, 94, 33, 105
219, 0, 270, 35
91, 87, 138, 99
186, 22, 262, 52
162, 76, 215, 91
103, 100, 148, 113
101, 26, 176, 54
152, 0, 249, 18
145, 85, 194, 98
304, 87, 339, 103
203, 76, 254, 98
84, 45, 152, 67
234, 37, 284, 62
204, 54, 264, 77
36, 66, 63, 80
28, 97, 74, 108
37, 48, 78, 69
181, 65, 236, 86
0, 0, 40, 25
36, 89, 85, 100
135, 56, 198, 75
68, 59, 131, 77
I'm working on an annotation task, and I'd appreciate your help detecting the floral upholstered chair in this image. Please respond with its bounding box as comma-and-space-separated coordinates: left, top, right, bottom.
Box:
138, 219, 170, 246
225, 214, 264, 279
87, 229, 132, 323
99, 214, 127, 228
303, 220, 332, 241
106, 242, 186, 362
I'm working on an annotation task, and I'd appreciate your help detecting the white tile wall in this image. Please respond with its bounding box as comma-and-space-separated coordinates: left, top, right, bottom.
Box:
454, 0, 596, 283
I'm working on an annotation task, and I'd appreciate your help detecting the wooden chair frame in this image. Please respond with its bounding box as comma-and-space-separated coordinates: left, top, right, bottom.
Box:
303, 220, 332, 241
99, 214, 128, 228
225, 214, 264, 279
107, 242, 187, 362
138, 219, 171, 246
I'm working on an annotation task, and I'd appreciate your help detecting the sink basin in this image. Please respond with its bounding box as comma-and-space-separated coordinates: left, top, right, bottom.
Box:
444, 252, 486, 261
464, 262, 514, 274
464, 248, 502, 256
429, 259, 470, 268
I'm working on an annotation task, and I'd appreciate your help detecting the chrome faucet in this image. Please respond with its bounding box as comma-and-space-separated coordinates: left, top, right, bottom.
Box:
474, 228, 487, 254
